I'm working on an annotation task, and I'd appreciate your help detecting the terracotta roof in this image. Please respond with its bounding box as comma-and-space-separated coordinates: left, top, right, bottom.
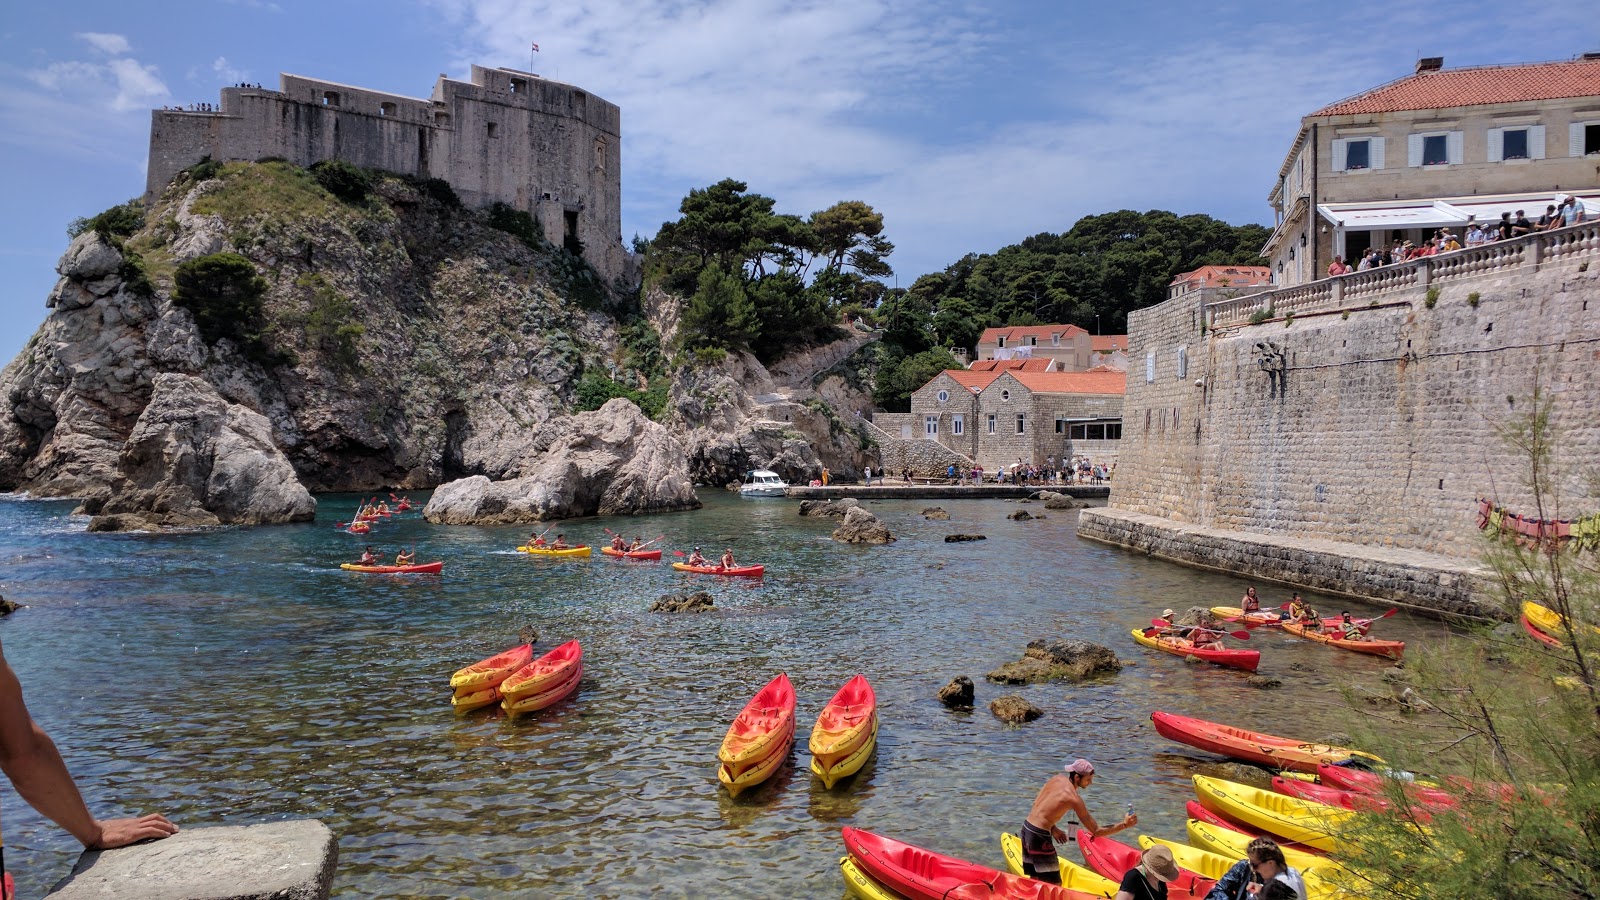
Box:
1170, 265, 1273, 289
968, 358, 1055, 372
939, 369, 1002, 392
977, 323, 1088, 344
1313, 58, 1600, 117
1002, 370, 1126, 396
1091, 335, 1127, 352
1086, 363, 1125, 373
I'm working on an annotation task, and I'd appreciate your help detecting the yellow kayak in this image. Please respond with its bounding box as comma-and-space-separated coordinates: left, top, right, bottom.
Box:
1139, 836, 1345, 900
449, 685, 501, 715
1193, 775, 1352, 852
517, 545, 591, 557
718, 718, 793, 798
1524, 601, 1599, 639
1185, 819, 1328, 873
840, 855, 900, 900
810, 717, 878, 790
999, 832, 1118, 896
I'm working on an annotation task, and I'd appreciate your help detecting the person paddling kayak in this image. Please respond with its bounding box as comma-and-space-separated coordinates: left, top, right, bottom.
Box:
1333, 611, 1370, 642
1286, 594, 1316, 624
720, 548, 736, 570
551, 534, 570, 550
610, 534, 626, 552
1240, 587, 1261, 613
358, 547, 377, 566
529, 532, 548, 549
1021, 758, 1136, 884
628, 536, 645, 552
687, 547, 708, 567
395, 549, 415, 566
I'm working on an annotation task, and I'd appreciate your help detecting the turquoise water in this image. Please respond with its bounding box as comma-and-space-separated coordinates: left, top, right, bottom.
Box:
0, 493, 1455, 898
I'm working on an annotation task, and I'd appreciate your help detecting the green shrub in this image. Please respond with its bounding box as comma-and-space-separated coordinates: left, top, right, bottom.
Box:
298, 274, 364, 371
119, 250, 155, 299
310, 159, 374, 204
173, 252, 277, 363
692, 346, 728, 367
1467, 291, 1481, 308
67, 199, 144, 241
1341, 310, 1350, 320
574, 370, 667, 418
1248, 306, 1275, 325
486, 202, 542, 249
409, 176, 461, 208
1424, 286, 1440, 308
187, 156, 224, 182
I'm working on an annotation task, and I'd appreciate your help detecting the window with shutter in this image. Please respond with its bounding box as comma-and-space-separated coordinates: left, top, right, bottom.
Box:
1422, 134, 1448, 166
1446, 131, 1464, 165
1370, 137, 1384, 170
1528, 125, 1546, 160
1407, 133, 1424, 167
1346, 140, 1369, 170
1487, 127, 1504, 163
1572, 122, 1600, 156
1502, 129, 1529, 160
1331, 139, 1347, 171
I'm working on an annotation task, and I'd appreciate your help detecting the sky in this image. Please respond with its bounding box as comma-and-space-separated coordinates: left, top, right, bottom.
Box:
1, 2, 1595, 363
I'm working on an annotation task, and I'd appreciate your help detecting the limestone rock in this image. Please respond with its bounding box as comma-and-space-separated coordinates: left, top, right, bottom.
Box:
89, 374, 315, 529
799, 498, 858, 518
921, 507, 950, 520
1008, 510, 1034, 521
1246, 675, 1282, 689
944, 534, 986, 542
518, 626, 540, 646
46, 819, 337, 900
989, 640, 1121, 684
56, 232, 123, 282
1038, 491, 1081, 510
423, 399, 700, 524
831, 506, 895, 544
937, 676, 974, 710
0, 596, 20, 616
989, 695, 1042, 724
650, 591, 715, 613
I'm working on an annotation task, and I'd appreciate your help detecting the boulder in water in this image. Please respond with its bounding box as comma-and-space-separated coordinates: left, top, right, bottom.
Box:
831, 506, 895, 544
989, 695, 1042, 724
944, 533, 986, 543
988, 639, 1121, 684
937, 676, 974, 710
799, 498, 858, 518
921, 507, 949, 520
650, 592, 715, 613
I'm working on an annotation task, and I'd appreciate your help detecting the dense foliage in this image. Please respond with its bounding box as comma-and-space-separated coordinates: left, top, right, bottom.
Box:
310, 159, 375, 205
647, 178, 891, 363
173, 252, 276, 364
67, 199, 145, 241
1330, 394, 1600, 899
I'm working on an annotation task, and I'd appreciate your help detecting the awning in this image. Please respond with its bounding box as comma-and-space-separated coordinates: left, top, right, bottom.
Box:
1318, 190, 1600, 232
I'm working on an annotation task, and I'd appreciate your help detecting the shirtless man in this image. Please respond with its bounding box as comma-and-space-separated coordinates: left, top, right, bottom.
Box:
687, 547, 708, 567
610, 534, 626, 552
529, 532, 548, 549
1021, 759, 1135, 884
551, 534, 569, 550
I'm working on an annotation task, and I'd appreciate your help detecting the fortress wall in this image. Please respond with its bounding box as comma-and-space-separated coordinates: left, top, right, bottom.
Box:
1093, 231, 1600, 601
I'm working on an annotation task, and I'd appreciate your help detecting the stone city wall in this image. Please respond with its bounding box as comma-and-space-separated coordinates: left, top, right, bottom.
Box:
1087, 223, 1600, 611
870, 414, 974, 477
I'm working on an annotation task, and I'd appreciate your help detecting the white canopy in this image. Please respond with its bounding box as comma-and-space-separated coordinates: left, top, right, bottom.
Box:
1319, 191, 1600, 232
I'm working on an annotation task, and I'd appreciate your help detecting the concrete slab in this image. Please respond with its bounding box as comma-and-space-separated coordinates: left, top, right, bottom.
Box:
46, 820, 337, 900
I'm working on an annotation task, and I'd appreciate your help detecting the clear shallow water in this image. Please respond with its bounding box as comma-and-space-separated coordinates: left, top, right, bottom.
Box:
0, 493, 1459, 898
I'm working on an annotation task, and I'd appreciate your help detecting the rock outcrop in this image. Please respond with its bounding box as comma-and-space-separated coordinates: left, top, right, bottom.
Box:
423, 400, 699, 524
799, 498, 858, 518
937, 676, 974, 710
944, 534, 986, 542
831, 506, 895, 544
0, 596, 20, 616
922, 507, 949, 520
988, 639, 1122, 684
649, 591, 715, 613
83, 374, 315, 530
1036, 491, 1081, 510
989, 695, 1042, 724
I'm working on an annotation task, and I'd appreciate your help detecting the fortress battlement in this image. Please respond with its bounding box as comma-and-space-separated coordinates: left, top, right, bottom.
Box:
145, 64, 624, 279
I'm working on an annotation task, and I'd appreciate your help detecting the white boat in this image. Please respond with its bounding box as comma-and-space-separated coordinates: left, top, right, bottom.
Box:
739, 469, 789, 497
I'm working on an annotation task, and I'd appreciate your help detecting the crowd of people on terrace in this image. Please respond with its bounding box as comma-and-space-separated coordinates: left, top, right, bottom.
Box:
1327, 195, 1589, 276
906, 457, 1112, 486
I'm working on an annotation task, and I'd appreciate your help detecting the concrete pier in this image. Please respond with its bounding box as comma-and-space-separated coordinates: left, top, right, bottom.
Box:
47, 820, 337, 900
783, 484, 1109, 501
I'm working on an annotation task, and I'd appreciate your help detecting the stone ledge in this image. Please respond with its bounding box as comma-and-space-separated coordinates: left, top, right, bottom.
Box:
1077, 507, 1498, 619
47, 820, 337, 900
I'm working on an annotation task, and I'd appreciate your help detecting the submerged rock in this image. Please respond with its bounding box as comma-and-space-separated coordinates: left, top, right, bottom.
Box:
988, 639, 1122, 684
1246, 675, 1282, 689
944, 533, 986, 543
831, 506, 895, 544
990, 695, 1042, 724
937, 676, 974, 710
921, 507, 949, 520
650, 591, 715, 613
1007, 510, 1038, 521
0, 596, 20, 616
799, 498, 858, 518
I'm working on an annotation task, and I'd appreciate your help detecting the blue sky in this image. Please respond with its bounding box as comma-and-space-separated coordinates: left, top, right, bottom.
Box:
1, 2, 1595, 362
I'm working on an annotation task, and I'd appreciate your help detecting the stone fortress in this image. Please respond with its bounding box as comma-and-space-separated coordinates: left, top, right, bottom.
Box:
145, 64, 625, 282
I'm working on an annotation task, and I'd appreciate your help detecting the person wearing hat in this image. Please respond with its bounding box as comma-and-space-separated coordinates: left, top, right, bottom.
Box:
1115, 844, 1180, 900
719, 548, 736, 570
1020, 758, 1136, 884
686, 546, 708, 566
1204, 836, 1304, 900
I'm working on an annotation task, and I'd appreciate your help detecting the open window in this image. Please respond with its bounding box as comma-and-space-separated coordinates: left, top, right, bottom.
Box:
379, 102, 397, 117
322, 91, 340, 107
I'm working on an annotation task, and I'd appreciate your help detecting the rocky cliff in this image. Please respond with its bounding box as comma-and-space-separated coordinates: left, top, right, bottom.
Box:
0, 161, 878, 525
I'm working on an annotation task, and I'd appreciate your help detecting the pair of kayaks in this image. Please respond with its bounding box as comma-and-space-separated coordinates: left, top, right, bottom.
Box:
340, 561, 444, 574
1193, 774, 1351, 852
447, 641, 583, 717
1210, 606, 1377, 631
1522, 600, 1600, 646
673, 561, 765, 577
516, 544, 591, 557
1279, 620, 1406, 659
1150, 710, 1382, 773
1130, 628, 1261, 672
841, 827, 1106, 900
718, 673, 880, 797
600, 546, 663, 560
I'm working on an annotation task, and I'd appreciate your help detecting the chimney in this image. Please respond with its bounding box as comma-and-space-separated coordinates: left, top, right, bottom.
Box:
1582, 51, 1600, 61
1416, 57, 1444, 74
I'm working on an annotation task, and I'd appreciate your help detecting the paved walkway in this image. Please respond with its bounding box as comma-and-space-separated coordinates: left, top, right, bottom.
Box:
786, 483, 1110, 500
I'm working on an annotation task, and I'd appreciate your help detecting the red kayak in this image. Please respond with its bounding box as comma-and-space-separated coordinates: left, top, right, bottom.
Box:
601, 547, 663, 561
340, 561, 443, 574
1132, 628, 1260, 672
672, 561, 765, 577
1520, 614, 1563, 647
1076, 831, 1212, 900
841, 827, 1105, 900
1151, 710, 1379, 773
1316, 763, 1458, 808
1186, 799, 1251, 834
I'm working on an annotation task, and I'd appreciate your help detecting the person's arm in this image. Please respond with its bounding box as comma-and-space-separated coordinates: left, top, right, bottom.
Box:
0, 642, 178, 849
1071, 796, 1135, 838
1205, 860, 1253, 900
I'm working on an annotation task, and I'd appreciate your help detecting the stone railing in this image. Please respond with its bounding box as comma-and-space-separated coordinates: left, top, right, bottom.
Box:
1208, 220, 1600, 328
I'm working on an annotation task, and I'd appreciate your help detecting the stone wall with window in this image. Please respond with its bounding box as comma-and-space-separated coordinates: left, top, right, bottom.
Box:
906, 373, 980, 458
969, 375, 1124, 472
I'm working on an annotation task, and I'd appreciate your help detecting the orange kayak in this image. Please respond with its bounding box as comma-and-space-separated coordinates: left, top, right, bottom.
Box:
500, 640, 582, 699
503, 661, 582, 718
718, 673, 795, 778
1150, 710, 1380, 773
809, 674, 877, 769
601, 547, 663, 560
449, 643, 533, 694
1280, 620, 1405, 659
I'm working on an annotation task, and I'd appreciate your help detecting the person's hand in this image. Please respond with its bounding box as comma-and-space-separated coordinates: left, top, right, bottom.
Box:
1121, 813, 1137, 829
1051, 826, 1066, 842
88, 814, 179, 849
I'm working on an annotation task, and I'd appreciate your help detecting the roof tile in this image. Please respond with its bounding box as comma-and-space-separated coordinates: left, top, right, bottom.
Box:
1314, 58, 1600, 116
1000, 370, 1126, 396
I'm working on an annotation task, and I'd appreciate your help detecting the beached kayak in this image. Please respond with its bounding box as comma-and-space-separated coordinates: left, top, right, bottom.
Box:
1521, 612, 1563, 647
718, 673, 795, 796
672, 561, 765, 577
1185, 819, 1326, 870
841, 827, 1106, 900
1280, 620, 1405, 659
1192, 775, 1352, 852
1076, 831, 1212, 900
1139, 835, 1341, 900
839, 855, 901, 900
339, 561, 444, 574
500, 640, 582, 700
517, 545, 591, 557
998, 832, 1119, 897
1524, 600, 1599, 642
449, 643, 533, 694
1130, 628, 1260, 672
503, 661, 582, 719
1315, 762, 1456, 808
1150, 710, 1380, 773
809, 674, 877, 769
600, 547, 663, 560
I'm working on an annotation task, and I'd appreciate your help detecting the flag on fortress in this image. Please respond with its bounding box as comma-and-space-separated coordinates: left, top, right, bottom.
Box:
531, 42, 540, 52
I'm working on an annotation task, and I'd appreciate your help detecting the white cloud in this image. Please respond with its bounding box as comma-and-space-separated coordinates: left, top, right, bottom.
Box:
212, 56, 250, 85
75, 32, 131, 55
1, 43, 170, 166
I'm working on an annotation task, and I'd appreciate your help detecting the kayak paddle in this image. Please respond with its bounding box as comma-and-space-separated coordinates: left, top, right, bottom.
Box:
1148, 619, 1251, 641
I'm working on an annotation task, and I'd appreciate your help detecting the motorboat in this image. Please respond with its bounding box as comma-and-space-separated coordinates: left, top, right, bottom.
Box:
739, 469, 789, 497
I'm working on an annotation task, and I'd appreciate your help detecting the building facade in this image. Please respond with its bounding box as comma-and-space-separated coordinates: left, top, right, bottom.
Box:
905, 369, 1125, 471
145, 65, 625, 280
975, 324, 1095, 371
1264, 55, 1600, 286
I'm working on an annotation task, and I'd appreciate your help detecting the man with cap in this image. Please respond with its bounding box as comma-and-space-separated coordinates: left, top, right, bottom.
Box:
1116, 844, 1180, 900
1020, 758, 1137, 884
687, 547, 708, 567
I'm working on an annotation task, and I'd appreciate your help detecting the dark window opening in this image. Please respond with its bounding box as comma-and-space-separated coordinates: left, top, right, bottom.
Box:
510, 78, 527, 95
563, 210, 582, 256
1502, 129, 1529, 160
487, 122, 499, 138
1422, 134, 1448, 165
1346, 140, 1369, 170
1586, 124, 1600, 155
1015, 414, 1025, 434
322, 91, 340, 107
